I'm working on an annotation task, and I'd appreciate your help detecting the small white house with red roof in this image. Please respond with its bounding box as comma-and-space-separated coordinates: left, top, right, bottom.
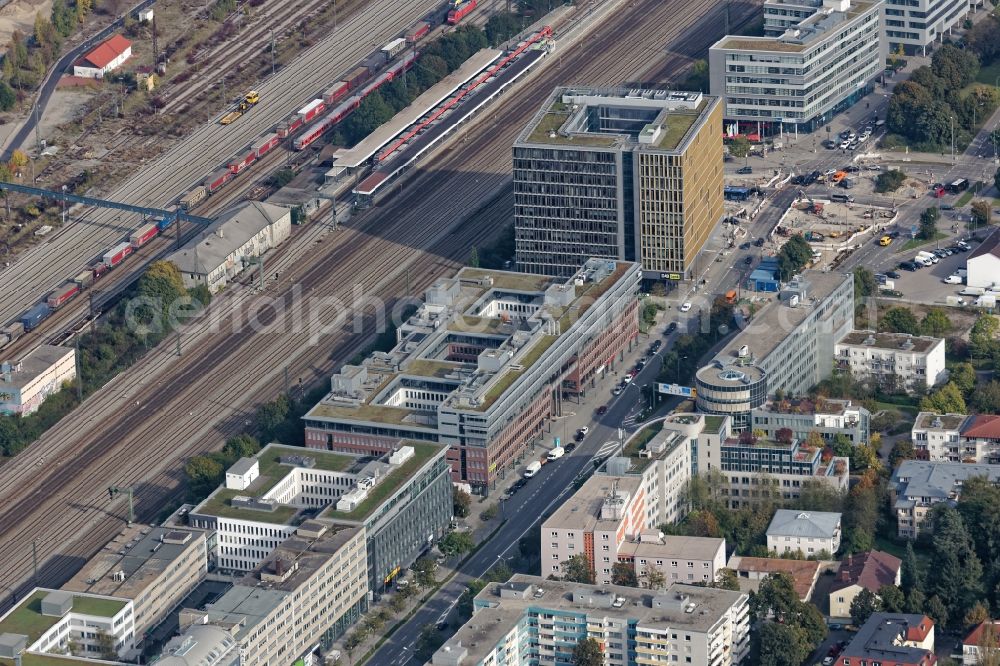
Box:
73, 34, 132, 79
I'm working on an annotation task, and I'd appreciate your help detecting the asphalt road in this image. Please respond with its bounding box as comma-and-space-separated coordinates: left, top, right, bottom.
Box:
1, 0, 156, 161
369, 334, 681, 665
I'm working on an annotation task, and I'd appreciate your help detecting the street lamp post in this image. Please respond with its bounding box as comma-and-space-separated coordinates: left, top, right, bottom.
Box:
61, 185, 67, 225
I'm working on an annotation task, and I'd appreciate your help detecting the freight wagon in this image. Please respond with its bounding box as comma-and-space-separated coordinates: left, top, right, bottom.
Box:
228, 148, 257, 174
447, 0, 477, 24
344, 65, 370, 89
276, 115, 304, 139
254, 133, 281, 159
130, 223, 158, 248
92, 262, 108, 280
0, 322, 24, 348
73, 270, 95, 289
180, 186, 208, 210
298, 99, 326, 124
323, 82, 351, 106
382, 37, 407, 61
103, 242, 133, 268
47, 282, 80, 309
406, 22, 431, 43
20, 303, 52, 331
206, 168, 234, 194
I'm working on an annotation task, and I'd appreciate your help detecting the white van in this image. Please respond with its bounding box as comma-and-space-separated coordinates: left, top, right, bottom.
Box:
547, 447, 565, 461
524, 461, 542, 478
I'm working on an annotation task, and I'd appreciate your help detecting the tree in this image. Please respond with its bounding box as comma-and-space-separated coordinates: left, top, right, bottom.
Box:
949, 362, 977, 396
969, 315, 999, 359
729, 135, 751, 159
457, 579, 488, 620
854, 267, 877, 301
484, 12, 521, 46
0, 81, 14, 112
976, 622, 1000, 666
881, 306, 920, 334
562, 554, 595, 584
971, 381, 1000, 414
926, 594, 950, 628
468, 246, 479, 268
750, 573, 799, 622
875, 169, 907, 193
889, 439, 916, 469
932, 44, 980, 90
850, 588, 879, 626
972, 200, 992, 229
928, 504, 983, 623
715, 568, 740, 591
777, 235, 813, 280
184, 455, 224, 501
843, 471, 882, 554
255, 393, 290, 437
8, 149, 29, 175
485, 560, 512, 583
964, 601, 991, 629
416, 623, 445, 660
920, 382, 967, 415
919, 206, 940, 240
919, 308, 952, 338
453, 487, 471, 518
95, 630, 117, 660
438, 531, 475, 556
611, 562, 638, 587
686, 510, 722, 537
850, 443, 882, 474
572, 637, 603, 666
222, 434, 259, 459
413, 557, 437, 587
901, 541, 923, 595
879, 584, 906, 613
755, 622, 811, 666
644, 566, 666, 590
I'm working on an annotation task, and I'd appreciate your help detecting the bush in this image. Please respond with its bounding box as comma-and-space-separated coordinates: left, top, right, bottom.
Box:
875, 169, 907, 193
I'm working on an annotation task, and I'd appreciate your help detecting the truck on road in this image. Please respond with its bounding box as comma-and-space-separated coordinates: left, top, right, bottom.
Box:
524, 460, 542, 478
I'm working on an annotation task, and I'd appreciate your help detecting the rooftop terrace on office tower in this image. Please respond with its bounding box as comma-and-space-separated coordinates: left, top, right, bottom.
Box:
517, 87, 715, 152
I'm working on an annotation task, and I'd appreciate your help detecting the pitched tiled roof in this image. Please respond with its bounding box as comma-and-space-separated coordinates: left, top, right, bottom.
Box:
842, 613, 934, 662
830, 550, 900, 593
969, 227, 1000, 261
728, 556, 820, 600
964, 621, 1000, 647
83, 34, 132, 69
963, 414, 1000, 441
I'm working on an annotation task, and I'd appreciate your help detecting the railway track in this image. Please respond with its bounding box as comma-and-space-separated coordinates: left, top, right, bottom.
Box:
0, 0, 446, 327
0, 0, 762, 609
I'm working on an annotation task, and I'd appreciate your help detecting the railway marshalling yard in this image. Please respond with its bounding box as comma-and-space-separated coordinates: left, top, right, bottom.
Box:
0, 0, 761, 607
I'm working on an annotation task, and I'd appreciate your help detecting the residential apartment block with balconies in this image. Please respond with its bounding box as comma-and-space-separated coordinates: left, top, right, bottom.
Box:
912, 412, 1000, 463
890, 460, 1000, 538
430, 575, 750, 666
835, 331, 946, 391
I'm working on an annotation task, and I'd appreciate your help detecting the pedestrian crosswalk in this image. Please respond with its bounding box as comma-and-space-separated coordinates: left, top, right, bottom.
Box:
596, 440, 622, 458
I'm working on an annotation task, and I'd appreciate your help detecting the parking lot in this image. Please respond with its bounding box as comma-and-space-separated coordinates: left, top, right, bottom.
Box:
878, 242, 976, 305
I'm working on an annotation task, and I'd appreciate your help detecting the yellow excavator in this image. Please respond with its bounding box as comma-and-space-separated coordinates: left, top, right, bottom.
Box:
220, 91, 260, 125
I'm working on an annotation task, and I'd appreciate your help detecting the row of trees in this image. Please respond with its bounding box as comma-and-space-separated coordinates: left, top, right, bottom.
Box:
886, 45, 998, 151
776, 235, 812, 281
1, 262, 209, 458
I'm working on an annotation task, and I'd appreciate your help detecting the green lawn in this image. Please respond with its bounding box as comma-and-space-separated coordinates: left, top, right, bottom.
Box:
0, 592, 59, 644
899, 231, 947, 252
956, 190, 975, 207
71, 596, 126, 618
975, 60, 1000, 87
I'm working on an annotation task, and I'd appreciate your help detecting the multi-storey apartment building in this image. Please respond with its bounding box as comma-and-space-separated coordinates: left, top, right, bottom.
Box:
835, 331, 946, 391
513, 87, 723, 281
695, 272, 854, 429
890, 460, 1000, 537
709, 0, 885, 134
187, 443, 451, 597
173, 523, 367, 665
430, 575, 750, 666
694, 414, 850, 508
62, 524, 207, 640
883, 0, 972, 55
766, 509, 842, 556
911, 412, 1000, 463
302, 259, 640, 493
0, 345, 76, 415
752, 397, 870, 444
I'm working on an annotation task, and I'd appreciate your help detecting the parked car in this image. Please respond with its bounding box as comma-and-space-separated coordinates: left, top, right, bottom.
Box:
899, 261, 918, 271
612, 385, 623, 396
679, 302, 692, 312
739, 241, 752, 250
736, 165, 753, 174
565, 442, 577, 453
596, 405, 608, 416
650, 340, 662, 352
755, 237, 766, 247
944, 274, 963, 284
665, 322, 678, 335
885, 270, 901, 279
743, 256, 753, 265
823, 139, 837, 149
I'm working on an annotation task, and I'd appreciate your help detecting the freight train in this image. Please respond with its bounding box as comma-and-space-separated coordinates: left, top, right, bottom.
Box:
179, 19, 432, 209
0, 16, 442, 348
1, 215, 173, 347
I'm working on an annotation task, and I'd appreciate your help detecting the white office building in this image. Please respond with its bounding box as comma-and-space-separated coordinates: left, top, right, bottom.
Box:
766, 509, 842, 556
884, 0, 974, 55
709, 0, 886, 134
764, 0, 825, 35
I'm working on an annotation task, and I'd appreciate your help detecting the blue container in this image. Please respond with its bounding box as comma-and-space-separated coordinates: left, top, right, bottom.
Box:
20, 303, 52, 331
